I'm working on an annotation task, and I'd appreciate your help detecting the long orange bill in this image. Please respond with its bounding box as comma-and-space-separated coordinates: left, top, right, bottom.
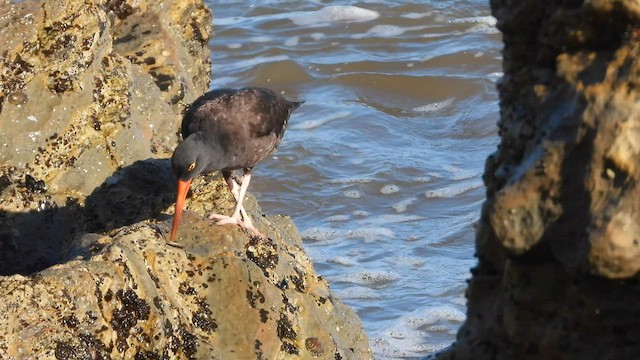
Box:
170, 179, 192, 243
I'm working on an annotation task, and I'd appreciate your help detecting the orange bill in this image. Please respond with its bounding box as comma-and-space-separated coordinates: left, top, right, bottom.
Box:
170, 179, 192, 243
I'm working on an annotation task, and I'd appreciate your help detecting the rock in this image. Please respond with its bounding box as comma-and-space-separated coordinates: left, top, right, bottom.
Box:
0, 0, 372, 358
438, 1, 640, 359
0, 179, 370, 358
0, 0, 213, 273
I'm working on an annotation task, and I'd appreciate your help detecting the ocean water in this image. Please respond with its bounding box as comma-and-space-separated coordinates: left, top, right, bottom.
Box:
203, 1, 501, 358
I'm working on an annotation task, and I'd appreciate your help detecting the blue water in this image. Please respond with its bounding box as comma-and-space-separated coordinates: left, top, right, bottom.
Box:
204, 1, 501, 358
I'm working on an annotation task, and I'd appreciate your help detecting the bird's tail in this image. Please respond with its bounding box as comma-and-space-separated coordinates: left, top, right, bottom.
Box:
290, 100, 305, 111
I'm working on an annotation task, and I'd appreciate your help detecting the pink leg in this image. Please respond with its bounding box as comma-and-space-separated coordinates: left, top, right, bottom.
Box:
208, 172, 250, 223
209, 169, 267, 239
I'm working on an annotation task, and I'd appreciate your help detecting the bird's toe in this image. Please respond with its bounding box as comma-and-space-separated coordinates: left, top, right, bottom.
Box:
208, 213, 231, 221
215, 216, 242, 226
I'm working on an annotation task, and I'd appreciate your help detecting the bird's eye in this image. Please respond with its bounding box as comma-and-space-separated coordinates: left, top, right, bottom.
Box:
188, 162, 196, 172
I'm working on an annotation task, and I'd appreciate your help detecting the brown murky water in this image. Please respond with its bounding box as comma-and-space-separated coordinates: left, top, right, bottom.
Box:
204, 1, 501, 358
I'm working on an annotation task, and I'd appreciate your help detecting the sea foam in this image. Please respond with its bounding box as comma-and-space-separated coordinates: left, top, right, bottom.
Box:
289, 6, 380, 26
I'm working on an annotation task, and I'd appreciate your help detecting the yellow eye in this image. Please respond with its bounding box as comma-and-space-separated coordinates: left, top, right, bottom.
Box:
188, 162, 196, 172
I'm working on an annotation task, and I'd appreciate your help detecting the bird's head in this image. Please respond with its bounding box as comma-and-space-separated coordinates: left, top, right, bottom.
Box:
169, 134, 212, 243
171, 137, 208, 182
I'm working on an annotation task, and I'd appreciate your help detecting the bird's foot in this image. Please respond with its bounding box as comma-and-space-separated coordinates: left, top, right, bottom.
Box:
212, 214, 242, 226
208, 212, 231, 221
208, 213, 268, 240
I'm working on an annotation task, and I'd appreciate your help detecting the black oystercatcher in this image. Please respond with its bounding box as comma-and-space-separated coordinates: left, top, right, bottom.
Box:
169, 87, 303, 243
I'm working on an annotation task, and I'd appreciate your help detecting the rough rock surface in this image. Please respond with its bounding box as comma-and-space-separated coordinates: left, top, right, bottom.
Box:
0, 172, 371, 359
0, 0, 211, 274
0, 0, 372, 358
438, 1, 640, 359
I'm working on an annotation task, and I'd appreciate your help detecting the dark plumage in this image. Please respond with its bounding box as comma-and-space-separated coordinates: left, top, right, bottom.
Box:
169, 87, 303, 243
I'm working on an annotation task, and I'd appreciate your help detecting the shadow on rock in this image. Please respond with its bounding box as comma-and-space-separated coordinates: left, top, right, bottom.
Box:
0, 158, 176, 276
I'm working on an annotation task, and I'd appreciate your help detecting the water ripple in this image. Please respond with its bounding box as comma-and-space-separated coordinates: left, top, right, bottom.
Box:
206, 1, 501, 358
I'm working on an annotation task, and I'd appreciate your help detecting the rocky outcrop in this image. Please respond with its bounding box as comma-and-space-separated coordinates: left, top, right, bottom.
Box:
0, 0, 211, 274
0, 170, 370, 359
0, 0, 371, 358
439, 1, 640, 359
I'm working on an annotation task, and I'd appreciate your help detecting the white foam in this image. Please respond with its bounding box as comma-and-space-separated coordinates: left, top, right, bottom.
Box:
415, 176, 432, 183
405, 235, 421, 242
371, 338, 450, 360
330, 177, 373, 184
401, 11, 437, 19
392, 256, 425, 267
443, 164, 479, 180
450, 16, 499, 34
354, 25, 427, 39
392, 197, 417, 213
380, 184, 400, 194
328, 256, 357, 266
466, 22, 500, 34
433, 14, 448, 23
410, 305, 467, 324
289, 6, 380, 26
425, 180, 483, 198
413, 98, 455, 113
424, 325, 447, 332
328, 214, 349, 222
284, 36, 299, 47
226, 43, 242, 49
332, 270, 398, 286
488, 71, 503, 80
370, 305, 466, 358
310, 32, 326, 41
334, 286, 383, 300
451, 295, 467, 306
302, 221, 394, 245
343, 190, 361, 199
450, 15, 497, 26
300, 227, 337, 242
352, 210, 369, 217
249, 36, 273, 43
290, 110, 351, 130
346, 227, 394, 242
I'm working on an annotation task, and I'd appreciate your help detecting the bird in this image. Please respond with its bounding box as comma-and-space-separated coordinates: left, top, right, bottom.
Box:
169, 87, 303, 244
